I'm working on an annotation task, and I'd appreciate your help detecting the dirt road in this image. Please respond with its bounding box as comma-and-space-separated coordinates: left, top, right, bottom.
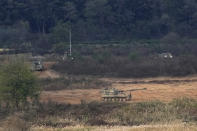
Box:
41, 76, 197, 104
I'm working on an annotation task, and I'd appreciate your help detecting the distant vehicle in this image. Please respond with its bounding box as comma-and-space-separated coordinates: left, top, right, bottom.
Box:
101, 88, 147, 102
32, 60, 44, 71
159, 52, 173, 59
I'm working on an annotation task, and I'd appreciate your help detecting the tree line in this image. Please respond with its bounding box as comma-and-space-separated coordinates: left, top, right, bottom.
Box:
1, 0, 197, 52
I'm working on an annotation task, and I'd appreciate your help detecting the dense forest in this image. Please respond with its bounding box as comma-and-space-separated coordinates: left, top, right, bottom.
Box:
1, 0, 197, 53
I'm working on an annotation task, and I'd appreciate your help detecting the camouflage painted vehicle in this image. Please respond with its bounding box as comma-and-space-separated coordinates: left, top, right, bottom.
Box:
101, 88, 146, 102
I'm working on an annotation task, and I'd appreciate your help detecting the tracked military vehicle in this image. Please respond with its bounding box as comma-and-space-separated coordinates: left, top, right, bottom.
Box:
101, 88, 146, 102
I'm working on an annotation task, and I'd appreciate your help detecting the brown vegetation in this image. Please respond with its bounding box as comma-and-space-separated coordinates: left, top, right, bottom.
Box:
32, 124, 197, 131
40, 76, 197, 104
39, 76, 110, 91
50, 42, 197, 77
1, 98, 196, 128
0, 96, 197, 129
0, 113, 30, 131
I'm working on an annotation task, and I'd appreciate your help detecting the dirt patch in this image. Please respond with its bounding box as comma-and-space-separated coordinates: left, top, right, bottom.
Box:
41, 76, 197, 104
41, 89, 101, 104
36, 70, 60, 79
43, 62, 56, 69
35, 61, 60, 79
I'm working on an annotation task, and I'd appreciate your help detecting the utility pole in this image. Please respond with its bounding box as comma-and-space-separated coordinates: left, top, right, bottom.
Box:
69, 28, 72, 56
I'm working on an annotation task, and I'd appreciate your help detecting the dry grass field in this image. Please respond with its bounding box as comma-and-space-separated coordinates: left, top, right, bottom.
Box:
31, 123, 197, 131
1, 124, 196, 131
40, 75, 197, 104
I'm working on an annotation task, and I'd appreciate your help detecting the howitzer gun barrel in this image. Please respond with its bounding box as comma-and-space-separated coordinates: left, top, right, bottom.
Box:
124, 88, 147, 92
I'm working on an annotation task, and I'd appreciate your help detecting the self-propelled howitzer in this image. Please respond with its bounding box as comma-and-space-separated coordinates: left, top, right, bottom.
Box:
101, 88, 147, 102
